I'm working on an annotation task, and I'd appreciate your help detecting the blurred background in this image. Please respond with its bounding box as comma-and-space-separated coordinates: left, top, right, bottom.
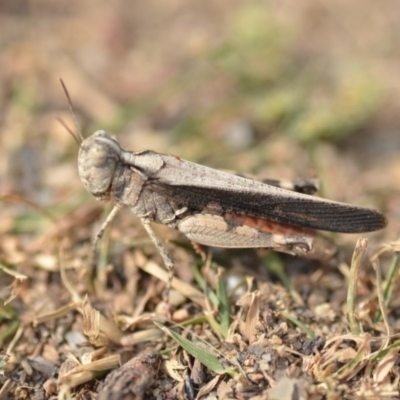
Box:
0, 0, 398, 250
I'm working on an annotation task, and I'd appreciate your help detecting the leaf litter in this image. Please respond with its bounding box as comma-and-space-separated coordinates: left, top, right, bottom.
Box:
1, 202, 399, 399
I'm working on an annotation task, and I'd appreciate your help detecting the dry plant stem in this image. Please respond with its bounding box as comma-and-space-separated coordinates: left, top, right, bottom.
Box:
120, 328, 164, 346
243, 292, 260, 342
80, 297, 124, 344
383, 251, 400, 308
137, 258, 206, 308
333, 334, 371, 381
347, 237, 368, 335
58, 355, 120, 388
59, 246, 82, 302
0, 262, 27, 305
33, 303, 80, 326
0, 263, 27, 281
0, 379, 14, 398
372, 240, 400, 321
6, 325, 24, 354
371, 257, 392, 341
380, 240, 400, 307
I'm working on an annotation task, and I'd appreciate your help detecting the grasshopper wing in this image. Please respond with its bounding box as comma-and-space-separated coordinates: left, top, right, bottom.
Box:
146, 154, 387, 233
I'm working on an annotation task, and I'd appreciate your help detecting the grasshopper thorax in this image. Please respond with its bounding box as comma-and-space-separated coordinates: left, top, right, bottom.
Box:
78, 130, 122, 200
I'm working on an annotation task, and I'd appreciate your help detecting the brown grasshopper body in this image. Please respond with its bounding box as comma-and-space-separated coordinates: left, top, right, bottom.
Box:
77, 130, 387, 274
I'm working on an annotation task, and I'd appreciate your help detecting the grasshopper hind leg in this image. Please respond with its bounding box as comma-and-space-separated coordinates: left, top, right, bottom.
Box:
178, 214, 313, 256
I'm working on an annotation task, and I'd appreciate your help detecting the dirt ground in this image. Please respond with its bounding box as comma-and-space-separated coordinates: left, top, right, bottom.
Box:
1, 1, 400, 399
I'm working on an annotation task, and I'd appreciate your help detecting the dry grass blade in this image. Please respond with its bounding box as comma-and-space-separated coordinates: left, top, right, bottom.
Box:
59, 247, 82, 303
381, 241, 400, 305
35, 300, 126, 351
58, 354, 120, 388
333, 334, 371, 381
347, 237, 368, 334
0, 378, 14, 399
241, 291, 259, 342
82, 297, 101, 342
33, 302, 80, 326
137, 255, 206, 308
371, 240, 400, 322
80, 297, 124, 345
371, 255, 391, 340
374, 349, 398, 383
0, 262, 27, 305
120, 328, 164, 346
195, 375, 221, 400
0, 263, 27, 282
5, 325, 23, 355
163, 358, 186, 382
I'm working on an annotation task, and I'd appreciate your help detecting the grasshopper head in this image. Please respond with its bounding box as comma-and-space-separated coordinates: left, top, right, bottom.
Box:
78, 130, 121, 201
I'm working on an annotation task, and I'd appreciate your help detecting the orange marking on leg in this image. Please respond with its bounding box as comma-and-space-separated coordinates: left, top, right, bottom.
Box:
224, 212, 315, 237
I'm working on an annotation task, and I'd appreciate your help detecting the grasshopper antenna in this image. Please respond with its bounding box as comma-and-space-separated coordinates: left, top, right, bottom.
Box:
56, 117, 80, 145
59, 78, 85, 144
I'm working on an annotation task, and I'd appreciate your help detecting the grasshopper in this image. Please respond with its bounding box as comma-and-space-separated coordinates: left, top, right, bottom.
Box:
61, 83, 387, 293
77, 131, 386, 277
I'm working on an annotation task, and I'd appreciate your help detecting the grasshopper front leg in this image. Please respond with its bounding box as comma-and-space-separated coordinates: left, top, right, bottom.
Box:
90, 203, 123, 267
140, 217, 175, 301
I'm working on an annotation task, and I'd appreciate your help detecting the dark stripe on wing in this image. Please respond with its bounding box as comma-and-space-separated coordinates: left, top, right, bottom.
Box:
150, 183, 387, 233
